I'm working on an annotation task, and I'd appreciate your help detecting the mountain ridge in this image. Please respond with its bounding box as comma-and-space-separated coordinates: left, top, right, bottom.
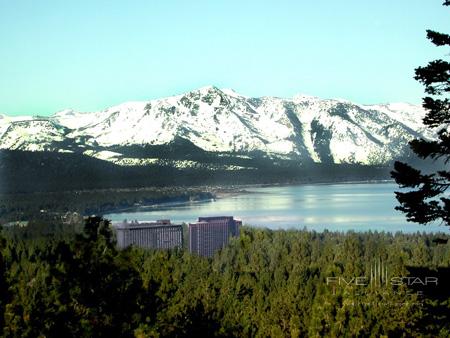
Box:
0, 86, 433, 168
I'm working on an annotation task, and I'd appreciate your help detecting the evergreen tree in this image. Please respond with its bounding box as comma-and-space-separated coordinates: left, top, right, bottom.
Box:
0, 226, 7, 330
392, 1, 450, 227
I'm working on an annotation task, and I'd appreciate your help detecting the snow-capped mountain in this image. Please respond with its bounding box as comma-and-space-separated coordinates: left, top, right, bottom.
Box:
0, 86, 432, 167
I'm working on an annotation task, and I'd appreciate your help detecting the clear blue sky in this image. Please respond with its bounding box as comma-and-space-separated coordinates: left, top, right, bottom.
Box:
0, 0, 449, 116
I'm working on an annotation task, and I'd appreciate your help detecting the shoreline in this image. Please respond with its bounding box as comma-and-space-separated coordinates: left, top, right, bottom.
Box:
104, 197, 216, 215
211, 178, 395, 198
105, 179, 396, 216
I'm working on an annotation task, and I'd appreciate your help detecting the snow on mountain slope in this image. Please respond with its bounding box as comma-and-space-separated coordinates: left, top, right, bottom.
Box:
52, 109, 110, 130
0, 119, 68, 151
0, 86, 432, 166
0, 115, 34, 139
362, 102, 431, 138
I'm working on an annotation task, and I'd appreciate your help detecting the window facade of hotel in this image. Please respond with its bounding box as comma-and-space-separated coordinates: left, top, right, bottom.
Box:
189, 216, 241, 257
115, 220, 183, 250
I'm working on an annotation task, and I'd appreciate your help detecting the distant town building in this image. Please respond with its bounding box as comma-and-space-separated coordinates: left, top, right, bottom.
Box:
114, 219, 183, 250
189, 216, 241, 257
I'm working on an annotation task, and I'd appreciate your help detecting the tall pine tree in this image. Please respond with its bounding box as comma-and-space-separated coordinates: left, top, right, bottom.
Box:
392, 1, 450, 227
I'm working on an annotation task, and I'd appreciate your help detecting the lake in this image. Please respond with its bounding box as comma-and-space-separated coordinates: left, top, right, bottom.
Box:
105, 182, 446, 233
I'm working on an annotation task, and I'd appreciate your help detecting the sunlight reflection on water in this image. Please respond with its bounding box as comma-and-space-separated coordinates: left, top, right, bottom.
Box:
105, 183, 445, 233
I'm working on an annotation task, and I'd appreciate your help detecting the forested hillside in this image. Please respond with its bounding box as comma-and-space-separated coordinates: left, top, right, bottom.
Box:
1, 218, 449, 337
0, 149, 391, 194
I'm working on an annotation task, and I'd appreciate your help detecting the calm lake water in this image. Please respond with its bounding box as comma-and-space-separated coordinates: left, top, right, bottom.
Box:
105, 182, 446, 233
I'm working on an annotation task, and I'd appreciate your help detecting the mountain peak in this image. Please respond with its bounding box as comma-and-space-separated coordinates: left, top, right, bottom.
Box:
196, 85, 221, 93
53, 109, 76, 117
221, 88, 244, 98
293, 93, 320, 102
0, 87, 431, 167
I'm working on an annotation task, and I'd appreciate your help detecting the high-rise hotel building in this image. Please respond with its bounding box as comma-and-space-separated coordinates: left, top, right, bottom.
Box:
114, 219, 183, 250
189, 216, 242, 257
